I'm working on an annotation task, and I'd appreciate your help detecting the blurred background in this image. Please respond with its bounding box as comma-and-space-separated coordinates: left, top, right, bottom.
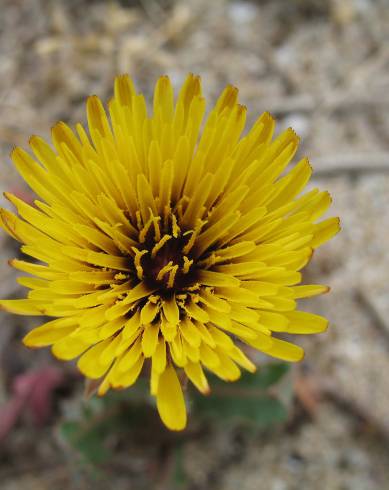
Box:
1, 0, 389, 489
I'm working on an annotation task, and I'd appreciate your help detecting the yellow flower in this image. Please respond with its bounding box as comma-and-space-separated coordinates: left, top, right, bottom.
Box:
0, 74, 339, 430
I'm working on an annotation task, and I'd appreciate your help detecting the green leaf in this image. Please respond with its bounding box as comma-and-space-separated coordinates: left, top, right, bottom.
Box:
193, 394, 287, 427
60, 421, 111, 465
238, 362, 290, 389
202, 363, 289, 392
191, 363, 290, 427
59, 396, 158, 468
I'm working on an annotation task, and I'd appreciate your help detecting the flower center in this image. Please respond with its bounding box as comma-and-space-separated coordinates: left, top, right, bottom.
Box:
131, 211, 200, 294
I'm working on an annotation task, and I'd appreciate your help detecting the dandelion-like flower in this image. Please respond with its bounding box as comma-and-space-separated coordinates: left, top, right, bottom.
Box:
0, 74, 339, 430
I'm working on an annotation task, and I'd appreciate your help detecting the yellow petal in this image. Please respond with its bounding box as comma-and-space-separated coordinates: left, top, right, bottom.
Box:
140, 301, 160, 324
193, 321, 216, 347
23, 318, 76, 347
229, 304, 259, 325
52, 336, 89, 360
311, 217, 341, 248
223, 321, 259, 340
244, 331, 273, 351
100, 318, 125, 339
257, 311, 289, 331
183, 301, 209, 323
285, 311, 328, 334
214, 241, 256, 262
125, 282, 158, 304
111, 354, 144, 389
210, 348, 241, 381
198, 289, 231, 313
228, 345, 256, 373
264, 337, 304, 362
215, 261, 266, 276
122, 311, 142, 339
199, 343, 220, 369
169, 333, 187, 367
182, 338, 200, 362
116, 338, 143, 372
86, 95, 112, 141
152, 339, 167, 374
162, 296, 180, 325
179, 318, 201, 348
208, 326, 235, 350
160, 315, 178, 341
153, 75, 174, 122
184, 362, 209, 394
142, 324, 160, 357
99, 334, 123, 365
156, 365, 187, 431
290, 285, 329, 299
0, 299, 45, 316
114, 74, 135, 106
150, 367, 160, 396
198, 270, 240, 288
77, 340, 112, 379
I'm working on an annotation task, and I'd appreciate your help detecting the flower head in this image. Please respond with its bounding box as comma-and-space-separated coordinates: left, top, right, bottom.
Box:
0, 74, 339, 430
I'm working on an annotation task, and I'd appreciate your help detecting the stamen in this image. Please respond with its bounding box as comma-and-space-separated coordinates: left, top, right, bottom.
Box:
139, 216, 154, 243
151, 212, 161, 242
176, 297, 186, 309
135, 267, 143, 280
186, 283, 201, 292
132, 247, 148, 280
183, 218, 206, 255
182, 256, 193, 274
151, 234, 172, 259
156, 261, 174, 281
167, 265, 179, 288
197, 253, 216, 269
149, 295, 160, 304
182, 232, 195, 255
114, 272, 128, 280
171, 214, 180, 238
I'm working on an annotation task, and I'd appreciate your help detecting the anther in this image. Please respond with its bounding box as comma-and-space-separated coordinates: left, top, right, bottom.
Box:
151, 234, 172, 258
139, 216, 154, 243
156, 261, 174, 281
114, 272, 128, 280
167, 265, 179, 288
132, 247, 148, 280
182, 256, 193, 274
149, 295, 160, 304
197, 253, 216, 269
182, 218, 206, 255
171, 214, 180, 238
149, 209, 161, 242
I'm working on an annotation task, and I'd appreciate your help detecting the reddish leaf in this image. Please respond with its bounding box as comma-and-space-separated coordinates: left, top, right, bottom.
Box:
0, 366, 66, 441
